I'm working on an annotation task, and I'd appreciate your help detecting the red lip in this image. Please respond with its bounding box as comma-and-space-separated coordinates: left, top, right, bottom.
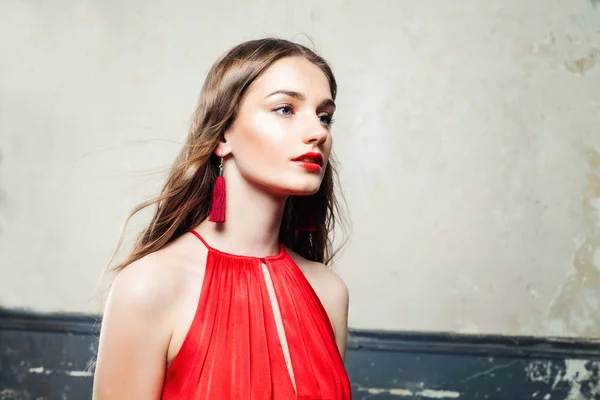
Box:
292, 152, 323, 166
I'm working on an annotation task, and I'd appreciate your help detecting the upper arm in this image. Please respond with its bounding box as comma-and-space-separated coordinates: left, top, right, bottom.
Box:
311, 264, 350, 361
92, 257, 178, 400
328, 273, 350, 361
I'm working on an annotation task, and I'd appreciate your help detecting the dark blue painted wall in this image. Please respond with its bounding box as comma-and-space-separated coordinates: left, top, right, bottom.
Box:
1, 309, 599, 399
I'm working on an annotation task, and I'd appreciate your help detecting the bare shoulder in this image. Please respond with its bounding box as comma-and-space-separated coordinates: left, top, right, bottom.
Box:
287, 249, 349, 308
106, 234, 205, 314
93, 248, 183, 397
94, 237, 205, 398
98, 247, 190, 361
107, 250, 185, 317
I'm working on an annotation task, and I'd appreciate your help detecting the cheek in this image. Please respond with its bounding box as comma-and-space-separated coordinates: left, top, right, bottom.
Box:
237, 113, 289, 165
323, 134, 333, 161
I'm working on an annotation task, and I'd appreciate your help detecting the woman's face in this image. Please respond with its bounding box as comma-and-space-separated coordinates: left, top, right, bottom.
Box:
220, 56, 335, 197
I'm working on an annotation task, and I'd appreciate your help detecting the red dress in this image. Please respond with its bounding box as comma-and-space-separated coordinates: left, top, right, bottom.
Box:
161, 230, 352, 399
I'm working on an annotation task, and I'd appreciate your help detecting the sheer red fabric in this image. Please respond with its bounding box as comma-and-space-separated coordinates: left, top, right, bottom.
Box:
161, 230, 352, 399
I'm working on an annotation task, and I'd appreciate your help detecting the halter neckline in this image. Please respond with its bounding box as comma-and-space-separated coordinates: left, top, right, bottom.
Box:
189, 229, 286, 261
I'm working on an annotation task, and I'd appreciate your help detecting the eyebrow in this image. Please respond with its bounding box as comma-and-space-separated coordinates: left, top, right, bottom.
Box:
266, 90, 336, 110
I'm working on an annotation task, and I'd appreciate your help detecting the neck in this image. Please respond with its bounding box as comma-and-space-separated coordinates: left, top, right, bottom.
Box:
195, 166, 287, 258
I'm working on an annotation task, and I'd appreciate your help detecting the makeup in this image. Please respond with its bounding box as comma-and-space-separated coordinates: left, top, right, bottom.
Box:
292, 152, 323, 172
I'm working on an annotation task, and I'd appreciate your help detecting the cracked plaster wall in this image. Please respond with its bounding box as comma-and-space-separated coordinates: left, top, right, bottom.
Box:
0, 0, 599, 339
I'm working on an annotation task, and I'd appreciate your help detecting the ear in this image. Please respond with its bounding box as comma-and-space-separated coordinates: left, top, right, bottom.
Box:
214, 135, 232, 158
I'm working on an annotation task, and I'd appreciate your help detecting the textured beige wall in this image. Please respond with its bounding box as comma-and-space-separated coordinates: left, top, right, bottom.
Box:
1, 0, 599, 338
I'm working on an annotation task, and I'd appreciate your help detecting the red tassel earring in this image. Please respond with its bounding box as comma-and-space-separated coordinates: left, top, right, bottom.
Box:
209, 157, 226, 223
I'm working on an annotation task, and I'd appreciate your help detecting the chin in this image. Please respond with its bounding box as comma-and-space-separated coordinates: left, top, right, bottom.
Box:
276, 176, 323, 197
290, 182, 323, 196
290, 187, 320, 196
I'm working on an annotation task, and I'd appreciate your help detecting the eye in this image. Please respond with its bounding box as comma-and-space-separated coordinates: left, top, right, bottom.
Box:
273, 104, 293, 116
319, 113, 335, 127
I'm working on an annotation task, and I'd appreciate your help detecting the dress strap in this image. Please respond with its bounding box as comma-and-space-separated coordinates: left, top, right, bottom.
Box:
189, 229, 211, 250
188, 229, 286, 261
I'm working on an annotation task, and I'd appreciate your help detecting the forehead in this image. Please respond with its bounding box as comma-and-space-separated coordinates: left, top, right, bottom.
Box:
248, 56, 332, 99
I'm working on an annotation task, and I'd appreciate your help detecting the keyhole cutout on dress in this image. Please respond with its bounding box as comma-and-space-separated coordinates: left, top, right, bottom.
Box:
260, 262, 297, 394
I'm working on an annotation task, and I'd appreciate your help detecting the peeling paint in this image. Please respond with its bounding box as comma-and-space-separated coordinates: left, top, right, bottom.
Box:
362, 386, 413, 397
525, 359, 600, 399
27, 366, 93, 377
28, 366, 49, 374
65, 370, 94, 377
562, 359, 600, 399
418, 389, 460, 398
526, 361, 555, 385
531, 7, 600, 78
565, 58, 597, 74
354, 383, 414, 397
353, 384, 461, 398
0, 389, 30, 400
547, 149, 600, 336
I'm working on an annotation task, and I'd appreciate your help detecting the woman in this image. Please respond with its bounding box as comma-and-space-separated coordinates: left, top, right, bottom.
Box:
92, 37, 352, 399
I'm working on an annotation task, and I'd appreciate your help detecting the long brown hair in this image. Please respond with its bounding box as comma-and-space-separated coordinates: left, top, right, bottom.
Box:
110, 37, 347, 274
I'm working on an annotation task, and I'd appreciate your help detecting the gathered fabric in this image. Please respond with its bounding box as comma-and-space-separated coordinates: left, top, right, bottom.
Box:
161, 230, 352, 400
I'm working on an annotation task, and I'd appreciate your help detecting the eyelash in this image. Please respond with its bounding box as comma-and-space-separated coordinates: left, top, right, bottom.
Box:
273, 104, 335, 127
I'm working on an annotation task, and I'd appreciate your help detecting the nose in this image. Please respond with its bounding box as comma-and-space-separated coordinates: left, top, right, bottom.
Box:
303, 117, 329, 146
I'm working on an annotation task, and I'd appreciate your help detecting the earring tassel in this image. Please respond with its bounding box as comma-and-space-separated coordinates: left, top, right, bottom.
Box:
209, 171, 226, 223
